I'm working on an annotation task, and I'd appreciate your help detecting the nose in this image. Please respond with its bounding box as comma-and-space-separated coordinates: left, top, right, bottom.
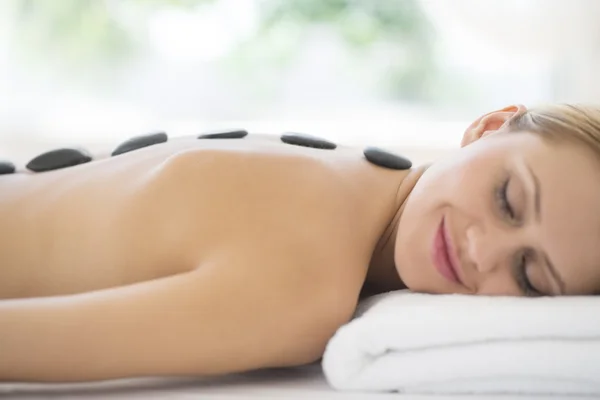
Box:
465, 224, 512, 274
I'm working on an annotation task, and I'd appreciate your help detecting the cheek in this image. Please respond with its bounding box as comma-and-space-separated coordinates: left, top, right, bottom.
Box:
395, 148, 498, 290
415, 153, 491, 209
435, 148, 500, 207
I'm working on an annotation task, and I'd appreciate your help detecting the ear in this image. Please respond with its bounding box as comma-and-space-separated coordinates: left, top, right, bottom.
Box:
460, 104, 527, 147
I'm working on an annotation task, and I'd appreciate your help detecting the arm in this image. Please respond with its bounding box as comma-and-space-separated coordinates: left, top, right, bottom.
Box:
0, 262, 338, 382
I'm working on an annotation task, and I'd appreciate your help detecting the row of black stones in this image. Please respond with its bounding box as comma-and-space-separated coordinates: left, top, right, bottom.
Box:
0, 130, 411, 175
281, 132, 412, 170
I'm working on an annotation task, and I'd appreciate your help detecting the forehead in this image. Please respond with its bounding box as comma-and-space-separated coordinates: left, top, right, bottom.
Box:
499, 133, 600, 294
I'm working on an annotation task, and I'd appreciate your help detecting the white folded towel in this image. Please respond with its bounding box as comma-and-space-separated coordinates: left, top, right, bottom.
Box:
322, 290, 600, 396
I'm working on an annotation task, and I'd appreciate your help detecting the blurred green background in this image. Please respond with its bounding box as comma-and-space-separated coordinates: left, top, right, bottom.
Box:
10, 0, 437, 100
1, 0, 598, 160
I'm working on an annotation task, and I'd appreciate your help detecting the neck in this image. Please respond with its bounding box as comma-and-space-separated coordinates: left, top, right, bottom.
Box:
363, 165, 428, 296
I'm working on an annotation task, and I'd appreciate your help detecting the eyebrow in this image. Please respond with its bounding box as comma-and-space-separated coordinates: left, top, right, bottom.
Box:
522, 163, 542, 223
523, 162, 567, 295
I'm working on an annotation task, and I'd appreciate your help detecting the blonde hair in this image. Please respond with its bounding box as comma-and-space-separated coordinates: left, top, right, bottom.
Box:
504, 104, 600, 295
504, 104, 600, 152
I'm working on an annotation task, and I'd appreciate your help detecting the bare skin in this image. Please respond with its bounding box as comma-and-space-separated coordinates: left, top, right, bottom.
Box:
0, 133, 423, 382
395, 105, 600, 297
8, 103, 598, 384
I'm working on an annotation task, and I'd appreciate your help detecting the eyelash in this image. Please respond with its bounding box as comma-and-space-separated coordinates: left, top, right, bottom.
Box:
496, 177, 542, 297
497, 178, 515, 220
513, 252, 540, 297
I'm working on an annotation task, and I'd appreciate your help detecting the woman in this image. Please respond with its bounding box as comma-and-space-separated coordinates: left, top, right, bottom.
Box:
1, 103, 599, 383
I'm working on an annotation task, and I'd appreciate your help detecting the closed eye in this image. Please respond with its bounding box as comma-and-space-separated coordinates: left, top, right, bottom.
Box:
496, 177, 516, 221
513, 251, 543, 297
496, 176, 543, 296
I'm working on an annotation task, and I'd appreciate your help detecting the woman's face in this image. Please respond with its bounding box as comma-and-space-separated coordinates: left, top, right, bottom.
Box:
395, 111, 600, 297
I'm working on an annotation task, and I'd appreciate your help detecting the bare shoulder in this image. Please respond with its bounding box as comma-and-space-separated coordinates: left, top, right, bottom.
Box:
154, 135, 357, 192
151, 141, 367, 335
160, 139, 369, 270
147, 135, 392, 286
149, 139, 368, 245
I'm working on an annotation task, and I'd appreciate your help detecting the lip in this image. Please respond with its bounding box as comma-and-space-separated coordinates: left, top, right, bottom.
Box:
432, 216, 463, 285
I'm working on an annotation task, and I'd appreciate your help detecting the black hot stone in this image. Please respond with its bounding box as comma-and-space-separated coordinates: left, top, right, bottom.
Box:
26, 148, 92, 172
111, 132, 168, 156
280, 132, 337, 150
0, 161, 16, 175
363, 147, 412, 170
197, 130, 248, 139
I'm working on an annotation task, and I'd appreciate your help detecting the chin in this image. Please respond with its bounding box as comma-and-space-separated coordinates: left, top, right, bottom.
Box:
395, 263, 451, 295
394, 263, 427, 293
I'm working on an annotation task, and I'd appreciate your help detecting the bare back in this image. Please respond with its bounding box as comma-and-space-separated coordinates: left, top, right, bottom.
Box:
0, 133, 411, 299
0, 132, 419, 382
